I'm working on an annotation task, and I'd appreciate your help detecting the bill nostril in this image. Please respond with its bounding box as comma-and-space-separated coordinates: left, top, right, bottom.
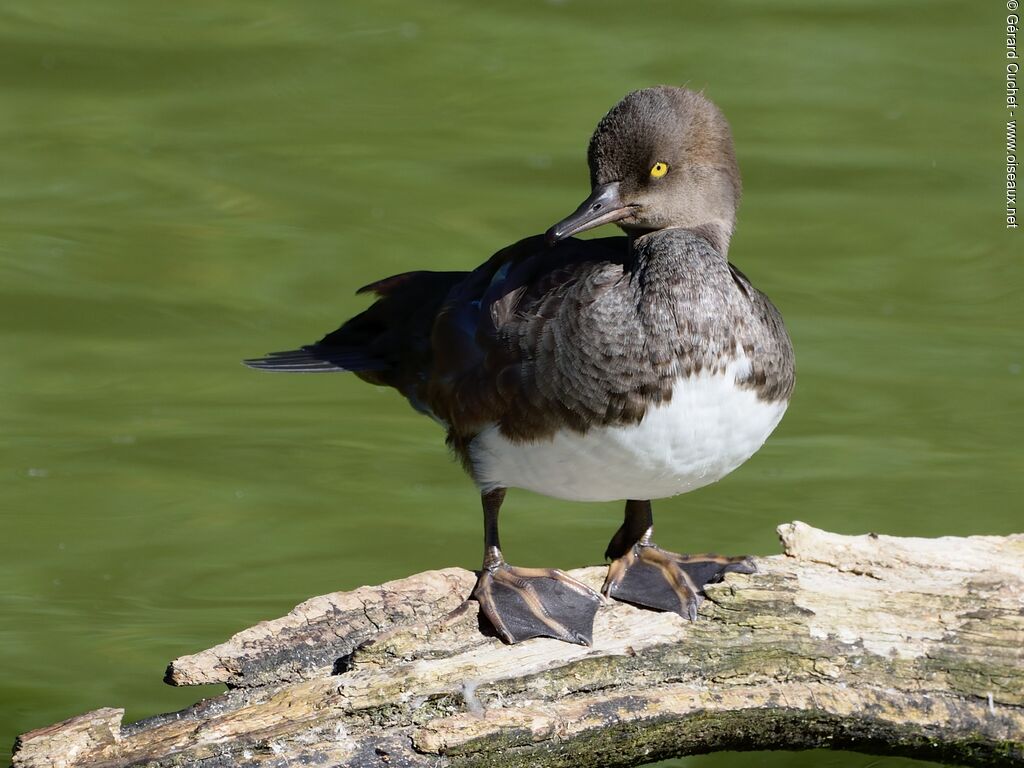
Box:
592, 203, 602, 211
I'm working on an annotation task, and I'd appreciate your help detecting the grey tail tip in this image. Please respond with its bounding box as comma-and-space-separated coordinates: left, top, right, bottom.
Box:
242, 356, 343, 373
242, 347, 386, 373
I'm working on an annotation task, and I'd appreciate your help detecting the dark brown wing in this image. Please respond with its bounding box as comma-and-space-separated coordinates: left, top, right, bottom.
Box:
728, 263, 796, 402
428, 234, 665, 444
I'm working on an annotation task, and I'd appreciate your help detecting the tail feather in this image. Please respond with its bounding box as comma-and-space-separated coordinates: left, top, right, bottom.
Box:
244, 269, 467, 382
242, 346, 386, 373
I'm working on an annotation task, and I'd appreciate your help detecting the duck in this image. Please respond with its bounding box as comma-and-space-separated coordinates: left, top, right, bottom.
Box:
245, 86, 795, 646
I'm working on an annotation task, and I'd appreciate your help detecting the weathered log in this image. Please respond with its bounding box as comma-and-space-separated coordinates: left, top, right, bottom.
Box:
12, 522, 1024, 768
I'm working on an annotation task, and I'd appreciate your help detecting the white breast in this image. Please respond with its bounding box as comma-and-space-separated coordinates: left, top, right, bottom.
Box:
469, 357, 787, 502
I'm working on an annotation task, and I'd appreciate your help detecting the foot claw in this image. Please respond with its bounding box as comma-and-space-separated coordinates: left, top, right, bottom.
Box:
473, 564, 600, 645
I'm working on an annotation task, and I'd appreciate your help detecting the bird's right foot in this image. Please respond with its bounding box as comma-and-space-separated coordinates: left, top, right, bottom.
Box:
472, 563, 601, 646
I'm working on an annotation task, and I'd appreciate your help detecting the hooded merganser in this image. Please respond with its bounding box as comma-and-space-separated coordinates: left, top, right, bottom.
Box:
246, 86, 795, 646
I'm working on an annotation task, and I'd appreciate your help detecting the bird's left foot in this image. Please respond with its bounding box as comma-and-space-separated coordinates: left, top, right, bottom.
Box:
603, 543, 755, 619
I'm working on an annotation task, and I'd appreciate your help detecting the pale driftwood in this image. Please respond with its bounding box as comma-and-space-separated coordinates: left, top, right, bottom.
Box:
12, 522, 1024, 768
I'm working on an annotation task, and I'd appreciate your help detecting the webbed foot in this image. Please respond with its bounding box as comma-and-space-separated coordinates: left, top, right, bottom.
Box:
473, 563, 601, 645
603, 543, 755, 619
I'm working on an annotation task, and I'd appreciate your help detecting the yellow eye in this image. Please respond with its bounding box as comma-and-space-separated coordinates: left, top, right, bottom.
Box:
650, 161, 668, 178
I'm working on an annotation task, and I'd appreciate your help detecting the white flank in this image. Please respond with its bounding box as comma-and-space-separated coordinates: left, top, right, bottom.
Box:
469, 356, 787, 502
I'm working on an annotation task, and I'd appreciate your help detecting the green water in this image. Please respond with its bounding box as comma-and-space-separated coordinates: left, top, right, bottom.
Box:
1, 2, 1020, 766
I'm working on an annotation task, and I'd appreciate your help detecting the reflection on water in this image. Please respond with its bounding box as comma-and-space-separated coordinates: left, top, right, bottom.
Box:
0, 3, 1018, 767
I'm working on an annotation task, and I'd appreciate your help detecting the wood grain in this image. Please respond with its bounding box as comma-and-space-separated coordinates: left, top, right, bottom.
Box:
13, 522, 1024, 768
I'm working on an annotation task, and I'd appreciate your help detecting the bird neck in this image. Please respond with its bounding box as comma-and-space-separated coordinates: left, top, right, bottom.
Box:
689, 218, 734, 256
627, 216, 734, 260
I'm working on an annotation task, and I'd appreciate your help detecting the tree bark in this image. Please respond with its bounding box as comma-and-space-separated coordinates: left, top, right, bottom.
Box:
12, 522, 1024, 768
